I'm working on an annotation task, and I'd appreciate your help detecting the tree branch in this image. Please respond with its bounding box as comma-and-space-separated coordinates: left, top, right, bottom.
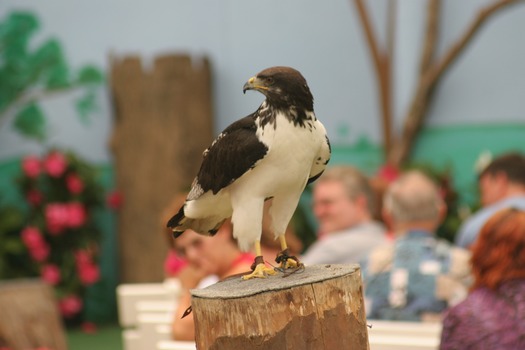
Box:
353, 0, 383, 78
426, 0, 524, 87
389, 0, 524, 165
353, 0, 394, 151
419, 0, 441, 75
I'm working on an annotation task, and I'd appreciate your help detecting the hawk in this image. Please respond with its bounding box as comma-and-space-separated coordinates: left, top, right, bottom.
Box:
167, 66, 331, 279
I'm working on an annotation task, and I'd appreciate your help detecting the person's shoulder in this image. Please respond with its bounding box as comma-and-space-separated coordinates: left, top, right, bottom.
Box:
503, 195, 525, 208
456, 200, 509, 247
361, 241, 395, 274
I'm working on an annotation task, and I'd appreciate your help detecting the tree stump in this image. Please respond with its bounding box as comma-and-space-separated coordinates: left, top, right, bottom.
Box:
0, 279, 67, 350
110, 54, 213, 282
191, 264, 369, 350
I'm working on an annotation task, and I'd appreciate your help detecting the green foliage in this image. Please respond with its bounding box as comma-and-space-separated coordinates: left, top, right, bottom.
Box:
0, 202, 34, 279
0, 11, 104, 141
13, 103, 47, 140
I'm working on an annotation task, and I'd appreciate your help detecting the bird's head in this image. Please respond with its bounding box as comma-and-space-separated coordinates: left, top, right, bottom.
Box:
243, 66, 314, 111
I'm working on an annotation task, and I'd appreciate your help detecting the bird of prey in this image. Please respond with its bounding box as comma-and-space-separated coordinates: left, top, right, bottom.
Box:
167, 66, 331, 279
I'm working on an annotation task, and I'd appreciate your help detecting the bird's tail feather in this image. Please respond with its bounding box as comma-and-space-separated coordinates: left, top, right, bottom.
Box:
167, 205, 226, 238
167, 206, 187, 238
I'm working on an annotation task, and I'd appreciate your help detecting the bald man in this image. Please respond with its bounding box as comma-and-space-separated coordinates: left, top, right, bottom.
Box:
361, 170, 471, 322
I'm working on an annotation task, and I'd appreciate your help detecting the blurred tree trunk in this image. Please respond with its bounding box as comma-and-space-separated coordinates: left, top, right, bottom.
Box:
0, 280, 67, 350
110, 55, 213, 282
353, 0, 524, 167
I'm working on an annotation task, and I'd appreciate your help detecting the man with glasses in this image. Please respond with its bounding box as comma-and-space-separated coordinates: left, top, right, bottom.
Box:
301, 165, 387, 265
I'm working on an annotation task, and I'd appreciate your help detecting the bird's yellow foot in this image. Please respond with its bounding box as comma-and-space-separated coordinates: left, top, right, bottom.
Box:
242, 256, 277, 280
275, 249, 303, 270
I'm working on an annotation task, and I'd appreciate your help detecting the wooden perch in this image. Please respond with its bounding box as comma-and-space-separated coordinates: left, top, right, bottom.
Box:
190, 264, 369, 350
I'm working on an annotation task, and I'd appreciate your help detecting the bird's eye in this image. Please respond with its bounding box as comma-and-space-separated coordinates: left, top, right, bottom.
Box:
265, 77, 274, 84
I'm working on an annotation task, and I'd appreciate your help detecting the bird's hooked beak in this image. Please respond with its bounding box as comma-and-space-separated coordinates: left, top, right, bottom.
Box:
243, 76, 269, 94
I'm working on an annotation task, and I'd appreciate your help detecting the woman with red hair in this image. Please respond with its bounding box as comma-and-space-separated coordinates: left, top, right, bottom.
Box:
440, 208, 525, 349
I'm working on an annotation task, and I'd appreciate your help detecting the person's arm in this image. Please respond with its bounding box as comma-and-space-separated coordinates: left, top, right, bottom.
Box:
172, 266, 204, 341
172, 290, 195, 340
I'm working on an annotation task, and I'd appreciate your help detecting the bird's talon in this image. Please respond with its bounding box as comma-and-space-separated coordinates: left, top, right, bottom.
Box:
242, 257, 276, 280
275, 249, 301, 270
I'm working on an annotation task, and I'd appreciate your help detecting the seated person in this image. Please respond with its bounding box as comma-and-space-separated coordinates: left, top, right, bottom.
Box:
302, 165, 387, 264
456, 152, 525, 248
440, 208, 525, 350
362, 170, 471, 321
170, 220, 254, 341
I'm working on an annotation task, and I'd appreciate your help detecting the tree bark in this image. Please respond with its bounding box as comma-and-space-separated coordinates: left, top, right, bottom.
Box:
109, 54, 213, 282
0, 279, 67, 350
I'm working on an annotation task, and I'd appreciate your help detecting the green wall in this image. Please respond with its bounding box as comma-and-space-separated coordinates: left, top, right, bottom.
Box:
330, 123, 525, 205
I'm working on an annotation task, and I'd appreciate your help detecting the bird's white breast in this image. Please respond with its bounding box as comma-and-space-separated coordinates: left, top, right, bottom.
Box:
231, 110, 325, 197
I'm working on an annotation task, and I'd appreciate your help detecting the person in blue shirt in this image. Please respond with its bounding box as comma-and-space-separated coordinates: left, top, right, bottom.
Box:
455, 152, 525, 249
362, 170, 471, 321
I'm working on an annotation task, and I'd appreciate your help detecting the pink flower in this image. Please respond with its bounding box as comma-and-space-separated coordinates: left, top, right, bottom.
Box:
106, 191, 123, 209
75, 250, 92, 265
43, 151, 67, 178
45, 202, 88, 233
29, 244, 50, 262
21, 226, 44, 249
75, 250, 92, 266
26, 189, 43, 206
58, 294, 83, 318
41, 264, 61, 285
67, 202, 87, 228
21, 155, 41, 178
78, 263, 100, 285
45, 203, 69, 234
75, 250, 100, 285
377, 164, 400, 183
21, 226, 50, 262
66, 173, 84, 194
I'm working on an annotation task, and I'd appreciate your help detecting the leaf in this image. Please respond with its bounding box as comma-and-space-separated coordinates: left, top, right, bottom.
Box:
45, 61, 71, 89
13, 103, 47, 141
75, 90, 98, 124
0, 12, 39, 61
76, 65, 104, 85
0, 205, 24, 233
31, 39, 71, 89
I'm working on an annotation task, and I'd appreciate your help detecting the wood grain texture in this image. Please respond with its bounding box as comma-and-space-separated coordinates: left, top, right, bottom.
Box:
0, 279, 67, 350
191, 264, 369, 350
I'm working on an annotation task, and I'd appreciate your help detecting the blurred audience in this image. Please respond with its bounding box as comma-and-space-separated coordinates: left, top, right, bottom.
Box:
170, 221, 254, 341
440, 208, 525, 350
301, 165, 387, 265
456, 152, 525, 248
362, 170, 471, 321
